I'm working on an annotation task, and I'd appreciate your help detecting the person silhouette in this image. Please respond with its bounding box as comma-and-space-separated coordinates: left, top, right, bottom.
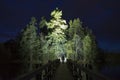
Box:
61, 54, 65, 63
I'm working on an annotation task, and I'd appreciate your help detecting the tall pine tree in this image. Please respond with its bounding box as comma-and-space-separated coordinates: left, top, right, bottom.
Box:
39, 8, 68, 61
19, 17, 37, 71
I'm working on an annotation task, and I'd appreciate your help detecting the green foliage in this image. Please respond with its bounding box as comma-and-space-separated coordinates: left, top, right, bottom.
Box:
65, 40, 75, 59
67, 18, 85, 60
40, 8, 68, 60
19, 17, 42, 71
20, 17, 37, 59
38, 8, 98, 64
19, 8, 98, 65
46, 8, 68, 30
39, 17, 47, 28
51, 8, 62, 20
82, 34, 92, 63
82, 29, 98, 64
68, 18, 84, 39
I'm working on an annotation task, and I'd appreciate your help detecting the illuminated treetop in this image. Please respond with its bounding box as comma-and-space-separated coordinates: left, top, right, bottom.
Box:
46, 8, 68, 30
51, 8, 62, 19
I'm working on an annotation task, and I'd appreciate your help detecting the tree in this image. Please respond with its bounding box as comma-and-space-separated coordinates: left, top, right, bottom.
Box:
82, 29, 98, 64
67, 18, 85, 60
39, 8, 68, 61
82, 34, 92, 63
18, 8, 98, 65
68, 18, 84, 39
19, 17, 37, 71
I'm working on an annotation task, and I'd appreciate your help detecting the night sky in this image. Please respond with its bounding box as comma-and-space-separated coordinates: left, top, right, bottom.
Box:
0, 0, 120, 52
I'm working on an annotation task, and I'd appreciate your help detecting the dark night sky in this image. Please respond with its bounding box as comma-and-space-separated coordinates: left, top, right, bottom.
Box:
0, 0, 120, 52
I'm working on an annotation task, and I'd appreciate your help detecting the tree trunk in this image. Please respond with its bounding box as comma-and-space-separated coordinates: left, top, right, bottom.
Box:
29, 51, 33, 71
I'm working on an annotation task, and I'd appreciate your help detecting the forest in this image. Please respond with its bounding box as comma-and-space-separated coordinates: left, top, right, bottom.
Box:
0, 8, 119, 79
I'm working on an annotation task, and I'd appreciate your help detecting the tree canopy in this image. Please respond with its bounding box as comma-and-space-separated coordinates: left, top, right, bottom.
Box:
19, 8, 98, 69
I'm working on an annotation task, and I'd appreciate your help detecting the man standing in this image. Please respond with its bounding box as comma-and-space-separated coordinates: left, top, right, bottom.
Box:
61, 54, 65, 63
